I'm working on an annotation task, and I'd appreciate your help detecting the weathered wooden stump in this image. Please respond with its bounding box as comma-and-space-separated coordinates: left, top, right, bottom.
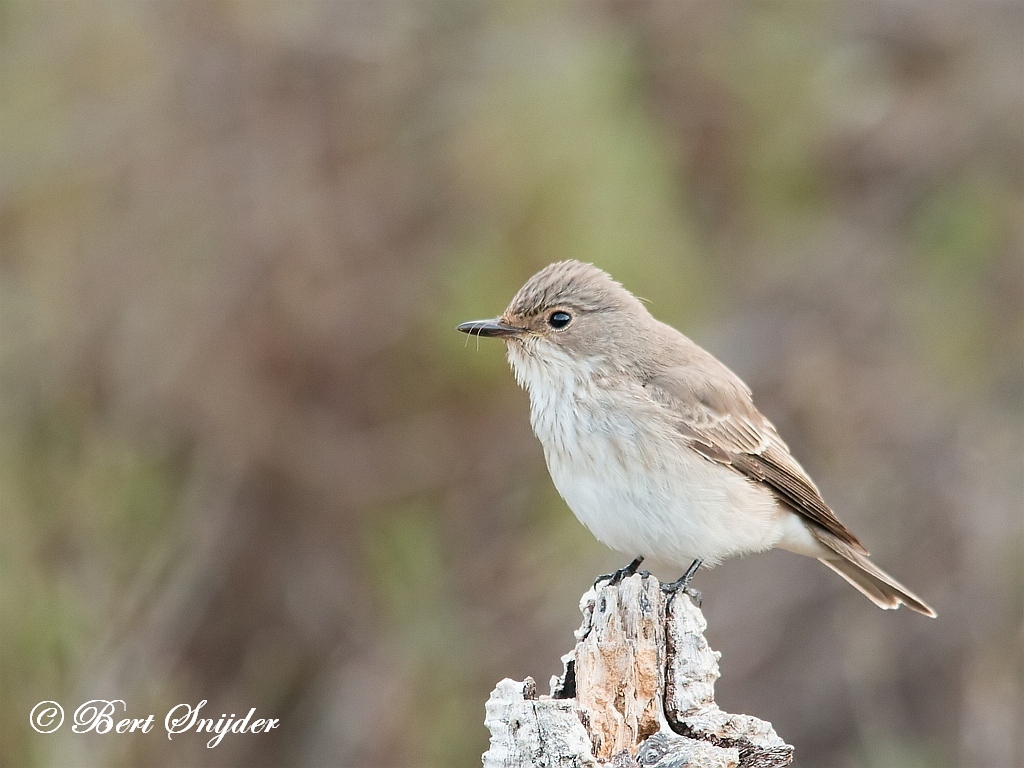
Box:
482, 574, 793, 767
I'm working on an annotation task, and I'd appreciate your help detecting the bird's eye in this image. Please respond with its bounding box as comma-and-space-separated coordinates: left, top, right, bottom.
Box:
548, 311, 572, 329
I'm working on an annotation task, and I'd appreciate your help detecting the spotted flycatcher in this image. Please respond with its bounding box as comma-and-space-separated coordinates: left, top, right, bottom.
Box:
457, 260, 935, 616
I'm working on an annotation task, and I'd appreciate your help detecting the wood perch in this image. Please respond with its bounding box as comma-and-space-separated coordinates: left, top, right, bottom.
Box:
482, 574, 794, 767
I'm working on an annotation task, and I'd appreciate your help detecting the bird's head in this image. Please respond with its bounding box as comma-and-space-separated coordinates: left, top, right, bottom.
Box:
456, 261, 650, 392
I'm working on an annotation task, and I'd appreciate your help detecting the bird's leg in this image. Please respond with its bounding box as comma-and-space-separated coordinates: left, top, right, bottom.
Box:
661, 558, 703, 605
594, 555, 645, 589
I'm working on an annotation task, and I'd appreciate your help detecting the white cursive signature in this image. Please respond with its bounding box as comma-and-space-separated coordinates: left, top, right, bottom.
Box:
165, 700, 280, 748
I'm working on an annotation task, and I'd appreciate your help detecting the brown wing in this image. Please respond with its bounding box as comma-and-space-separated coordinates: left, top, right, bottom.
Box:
645, 367, 868, 555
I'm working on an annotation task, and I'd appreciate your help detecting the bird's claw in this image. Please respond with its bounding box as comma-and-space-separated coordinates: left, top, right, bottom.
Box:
661, 582, 702, 607
660, 558, 704, 606
594, 555, 645, 589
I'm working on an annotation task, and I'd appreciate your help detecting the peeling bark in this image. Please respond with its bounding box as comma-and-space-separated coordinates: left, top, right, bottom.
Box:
482, 574, 793, 767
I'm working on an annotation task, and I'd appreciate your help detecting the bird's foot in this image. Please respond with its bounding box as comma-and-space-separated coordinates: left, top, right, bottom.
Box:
661, 558, 703, 606
594, 555, 645, 589
665, 585, 702, 607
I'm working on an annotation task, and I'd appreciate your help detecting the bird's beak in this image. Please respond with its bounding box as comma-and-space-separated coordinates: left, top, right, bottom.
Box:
456, 318, 524, 339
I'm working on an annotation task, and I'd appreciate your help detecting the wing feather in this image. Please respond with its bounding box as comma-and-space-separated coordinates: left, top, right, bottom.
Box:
645, 367, 868, 555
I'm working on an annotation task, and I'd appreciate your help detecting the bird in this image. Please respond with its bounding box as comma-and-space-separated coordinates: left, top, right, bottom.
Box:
456, 260, 936, 616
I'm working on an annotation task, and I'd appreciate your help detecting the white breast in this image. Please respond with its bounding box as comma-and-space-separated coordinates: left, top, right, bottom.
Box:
507, 343, 786, 568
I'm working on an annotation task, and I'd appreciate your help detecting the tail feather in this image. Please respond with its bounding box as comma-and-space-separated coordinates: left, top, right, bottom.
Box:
812, 530, 937, 618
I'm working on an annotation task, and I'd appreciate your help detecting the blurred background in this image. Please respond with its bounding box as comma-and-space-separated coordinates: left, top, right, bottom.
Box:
2, 1, 1022, 766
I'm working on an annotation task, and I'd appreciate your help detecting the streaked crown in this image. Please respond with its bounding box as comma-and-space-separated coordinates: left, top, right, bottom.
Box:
505, 260, 640, 319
